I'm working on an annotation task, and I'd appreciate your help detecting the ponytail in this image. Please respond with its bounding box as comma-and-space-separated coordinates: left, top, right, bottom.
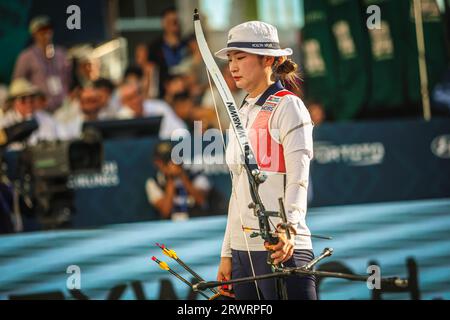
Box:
272, 57, 301, 91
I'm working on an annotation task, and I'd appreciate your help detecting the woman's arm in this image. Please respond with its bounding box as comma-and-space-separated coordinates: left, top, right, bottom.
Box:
221, 197, 233, 258
284, 149, 311, 224
266, 95, 313, 264
272, 95, 314, 222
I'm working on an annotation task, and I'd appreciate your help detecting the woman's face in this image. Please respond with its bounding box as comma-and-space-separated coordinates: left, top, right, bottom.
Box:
227, 51, 268, 93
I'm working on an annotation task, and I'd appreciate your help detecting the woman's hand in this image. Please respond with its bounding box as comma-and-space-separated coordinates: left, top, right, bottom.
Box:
265, 225, 296, 265
217, 257, 235, 298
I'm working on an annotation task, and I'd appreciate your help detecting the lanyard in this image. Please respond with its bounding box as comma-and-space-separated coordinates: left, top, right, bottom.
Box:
31, 45, 58, 77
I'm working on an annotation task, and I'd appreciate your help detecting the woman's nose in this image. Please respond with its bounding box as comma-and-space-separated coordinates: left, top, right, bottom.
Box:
229, 61, 238, 73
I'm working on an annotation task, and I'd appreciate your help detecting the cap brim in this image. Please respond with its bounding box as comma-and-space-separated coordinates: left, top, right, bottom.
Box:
7, 89, 41, 101
30, 23, 52, 34
214, 47, 293, 60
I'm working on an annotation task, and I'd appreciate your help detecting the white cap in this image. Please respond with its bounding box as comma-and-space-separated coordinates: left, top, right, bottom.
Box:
215, 21, 293, 60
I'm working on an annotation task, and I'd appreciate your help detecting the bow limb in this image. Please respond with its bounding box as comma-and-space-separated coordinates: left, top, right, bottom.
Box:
193, 10, 272, 237
194, 9, 264, 300
194, 11, 257, 170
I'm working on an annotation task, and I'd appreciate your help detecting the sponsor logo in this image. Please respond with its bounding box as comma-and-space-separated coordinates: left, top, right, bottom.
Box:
431, 134, 450, 159
68, 161, 120, 189
314, 141, 385, 166
251, 43, 276, 48
261, 104, 275, 112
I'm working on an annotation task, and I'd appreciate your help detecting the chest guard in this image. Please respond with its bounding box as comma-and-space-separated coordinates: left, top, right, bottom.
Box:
249, 87, 295, 173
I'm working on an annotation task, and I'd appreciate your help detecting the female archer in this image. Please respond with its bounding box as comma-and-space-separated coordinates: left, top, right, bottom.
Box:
214, 21, 316, 300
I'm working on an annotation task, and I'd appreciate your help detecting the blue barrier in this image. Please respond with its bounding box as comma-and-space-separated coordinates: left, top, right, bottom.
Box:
1, 198, 449, 300
310, 117, 450, 206
2, 117, 449, 229
68, 117, 450, 227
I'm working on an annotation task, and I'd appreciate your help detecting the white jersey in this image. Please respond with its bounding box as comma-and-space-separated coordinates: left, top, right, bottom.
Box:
117, 99, 187, 140
221, 82, 314, 257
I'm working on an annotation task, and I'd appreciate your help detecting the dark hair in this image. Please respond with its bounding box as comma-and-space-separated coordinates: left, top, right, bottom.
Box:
93, 78, 115, 93
161, 6, 177, 17
271, 57, 301, 90
185, 33, 196, 43
124, 66, 143, 80
164, 73, 184, 84
172, 91, 191, 104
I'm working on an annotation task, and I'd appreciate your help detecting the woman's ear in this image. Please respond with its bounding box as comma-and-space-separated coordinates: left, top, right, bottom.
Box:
263, 55, 275, 67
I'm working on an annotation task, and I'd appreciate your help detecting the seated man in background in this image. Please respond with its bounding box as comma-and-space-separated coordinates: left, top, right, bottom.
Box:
57, 86, 103, 139
1, 78, 58, 145
146, 141, 211, 221
172, 91, 215, 134
163, 74, 186, 106
1, 80, 36, 128
94, 78, 121, 120
117, 81, 187, 140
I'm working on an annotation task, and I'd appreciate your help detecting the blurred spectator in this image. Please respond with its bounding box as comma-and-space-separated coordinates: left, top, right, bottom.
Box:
148, 6, 188, 98
29, 92, 59, 145
53, 87, 82, 131
93, 78, 120, 120
123, 65, 144, 84
171, 34, 208, 101
12, 15, 71, 113
71, 47, 100, 90
79, 86, 103, 121
201, 64, 246, 130
1, 79, 35, 128
135, 43, 158, 99
1, 78, 58, 144
146, 141, 211, 221
57, 86, 102, 140
163, 73, 186, 106
306, 100, 326, 126
172, 91, 215, 134
117, 82, 187, 140
0, 84, 7, 113
172, 91, 195, 132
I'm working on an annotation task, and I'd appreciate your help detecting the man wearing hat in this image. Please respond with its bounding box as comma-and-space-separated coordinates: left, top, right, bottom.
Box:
1, 78, 39, 128
1, 78, 59, 145
12, 15, 71, 113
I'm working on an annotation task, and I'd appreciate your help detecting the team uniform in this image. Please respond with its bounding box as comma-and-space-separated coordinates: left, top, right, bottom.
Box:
222, 80, 316, 299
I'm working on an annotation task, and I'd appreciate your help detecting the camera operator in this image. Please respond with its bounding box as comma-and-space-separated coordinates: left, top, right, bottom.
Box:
146, 141, 211, 221
1, 78, 58, 147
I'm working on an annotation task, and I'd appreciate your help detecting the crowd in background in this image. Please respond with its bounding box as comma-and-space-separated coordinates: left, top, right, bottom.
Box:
0, 7, 243, 225
0, 7, 248, 148
1, 4, 449, 226
2, 3, 450, 146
